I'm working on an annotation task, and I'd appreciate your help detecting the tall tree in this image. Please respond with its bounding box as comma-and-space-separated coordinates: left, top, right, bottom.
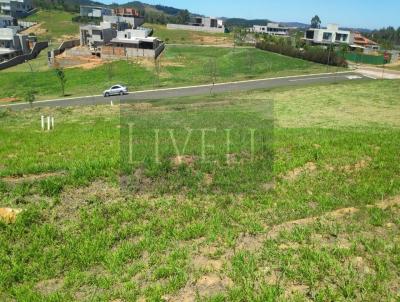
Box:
55, 68, 67, 97
311, 15, 321, 29
176, 9, 190, 25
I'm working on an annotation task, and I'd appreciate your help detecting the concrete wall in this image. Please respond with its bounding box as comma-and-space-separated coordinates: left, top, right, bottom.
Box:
0, 40, 47, 70
116, 28, 150, 39
167, 23, 225, 33
101, 43, 165, 59
103, 15, 144, 29
80, 6, 112, 18
17, 20, 36, 29
48, 39, 80, 65
64, 46, 92, 57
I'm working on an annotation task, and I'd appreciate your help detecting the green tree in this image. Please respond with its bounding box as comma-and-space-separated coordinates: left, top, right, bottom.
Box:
24, 90, 36, 108
176, 9, 190, 24
54, 68, 67, 97
311, 15, 321, 29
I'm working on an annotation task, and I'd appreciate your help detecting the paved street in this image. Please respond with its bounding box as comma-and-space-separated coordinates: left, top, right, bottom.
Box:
1, 72, 372, 110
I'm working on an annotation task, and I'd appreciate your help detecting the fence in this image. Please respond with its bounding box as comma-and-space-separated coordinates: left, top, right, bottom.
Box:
101, 43, 165, 59
17, 20, 37, 29
48, 39, 81, 65
167, 23, 226, 33
0, 41, 48, 70
344, 52, 386, 65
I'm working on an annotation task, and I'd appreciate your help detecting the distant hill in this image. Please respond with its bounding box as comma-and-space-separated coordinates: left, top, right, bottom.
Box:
32, 0, 378, 32
223, 18, 270, 28
340, 27, 372, 33
280, 22, 309, 29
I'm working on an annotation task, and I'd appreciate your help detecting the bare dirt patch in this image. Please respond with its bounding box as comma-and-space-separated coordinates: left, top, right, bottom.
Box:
192, 255, 224, 271
236, 206, 360, 251
281, 162, 317, 182
20, 23, 47, 36
0, 97, 19, 103
166, 274, 233, 301
340, 157, 372, 173
171, 155, 198, 167
236, 233, 265, 252
203, 173, 213, 186
54, 180, 122, 224
189, 33, 233, 46
268, 207, 359, 240
2, 171, 66, 184
36, 278, 64, 295
55, 54, 106, 70
0, 208, 22, 223
373, 195, 400, 210
350, 256, 373, 274
284, 284, 310, 299
138, 57, 185, 69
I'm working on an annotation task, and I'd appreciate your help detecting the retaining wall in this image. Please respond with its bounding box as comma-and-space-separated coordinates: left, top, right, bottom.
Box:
101, 43, 165, 59
0, 41, 48, 70
48, 39, 81, 65
167, 24, 225, 33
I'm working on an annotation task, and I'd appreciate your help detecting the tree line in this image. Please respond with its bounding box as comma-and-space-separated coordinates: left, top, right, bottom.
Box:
366, 27, 400, 49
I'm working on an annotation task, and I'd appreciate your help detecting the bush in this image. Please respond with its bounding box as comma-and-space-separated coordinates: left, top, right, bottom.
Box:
256, 41, 348, 67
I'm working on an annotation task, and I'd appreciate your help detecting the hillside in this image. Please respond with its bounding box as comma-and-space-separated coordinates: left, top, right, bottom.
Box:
32, 0, 189, 19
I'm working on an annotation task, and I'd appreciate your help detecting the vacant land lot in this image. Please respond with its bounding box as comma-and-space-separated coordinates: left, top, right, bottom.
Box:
148, 23, 233, 46
0, 46, 332, 101
23, 10, 79, 42
1, 80, 399, 301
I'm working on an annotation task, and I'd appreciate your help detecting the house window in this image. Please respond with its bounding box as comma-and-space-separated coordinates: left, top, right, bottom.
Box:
306, 30, 314, 39
336, 34, 348, 42
323, 32, 332, 41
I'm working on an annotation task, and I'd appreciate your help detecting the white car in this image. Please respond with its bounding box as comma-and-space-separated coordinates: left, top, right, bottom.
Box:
103, 85, 128, 97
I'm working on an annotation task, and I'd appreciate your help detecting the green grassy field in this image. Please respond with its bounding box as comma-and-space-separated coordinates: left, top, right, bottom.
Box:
147, 23, 233, 45
0, 46, 333, 101
1, 80, 399, 301
23, 10, 79, 42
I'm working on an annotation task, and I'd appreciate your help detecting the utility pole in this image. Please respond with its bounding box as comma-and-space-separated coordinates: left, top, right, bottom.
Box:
326, 41, 332, 72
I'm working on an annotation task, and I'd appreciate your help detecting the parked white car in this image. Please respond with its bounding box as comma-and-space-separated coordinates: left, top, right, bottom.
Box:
103, 85, 128, 97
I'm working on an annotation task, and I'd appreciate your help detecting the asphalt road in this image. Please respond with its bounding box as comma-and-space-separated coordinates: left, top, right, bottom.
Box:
1, 72, 371, 110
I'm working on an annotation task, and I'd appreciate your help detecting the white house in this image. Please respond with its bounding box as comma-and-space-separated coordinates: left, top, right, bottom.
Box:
167, 16, 225, 33
0, 0, 33, 17
304, 24, 354, 45
80, 5, 112, 18
102, 27, 164, 59
0, 14, 14, 27
80, 22, 116, 50
0, 27, 29, 61
253, 23, 290, 36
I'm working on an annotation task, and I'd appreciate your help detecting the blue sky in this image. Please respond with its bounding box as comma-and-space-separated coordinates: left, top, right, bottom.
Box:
102, 0, 400, 29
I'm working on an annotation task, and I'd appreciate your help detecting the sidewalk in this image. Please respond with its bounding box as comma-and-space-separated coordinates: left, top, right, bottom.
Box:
350, 64, 400, 79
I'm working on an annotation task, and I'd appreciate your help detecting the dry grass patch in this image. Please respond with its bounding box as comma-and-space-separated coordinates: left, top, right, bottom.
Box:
166, 274, 233, 302
0, 208, 22, 223
2, 171, 66, 184
280, 162, 317, 182
35, 278, 64, 295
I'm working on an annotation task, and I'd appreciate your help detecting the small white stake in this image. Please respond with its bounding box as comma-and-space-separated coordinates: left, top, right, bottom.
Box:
41, 116, 45, 130
47, 116, 51, 131
51, 117, 55, 129
111, 100, 114, 106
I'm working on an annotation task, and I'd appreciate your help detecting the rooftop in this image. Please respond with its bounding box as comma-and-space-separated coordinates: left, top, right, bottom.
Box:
110, 36, 160, 44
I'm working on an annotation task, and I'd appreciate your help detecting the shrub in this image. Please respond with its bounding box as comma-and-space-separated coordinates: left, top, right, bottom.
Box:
256, 41, 348, 67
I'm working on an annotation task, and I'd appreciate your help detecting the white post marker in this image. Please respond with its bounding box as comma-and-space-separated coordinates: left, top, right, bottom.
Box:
41, 116, 45, 130
51, 117, 55, 129
111, 100, 114, 106
47, 116, 51, 131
